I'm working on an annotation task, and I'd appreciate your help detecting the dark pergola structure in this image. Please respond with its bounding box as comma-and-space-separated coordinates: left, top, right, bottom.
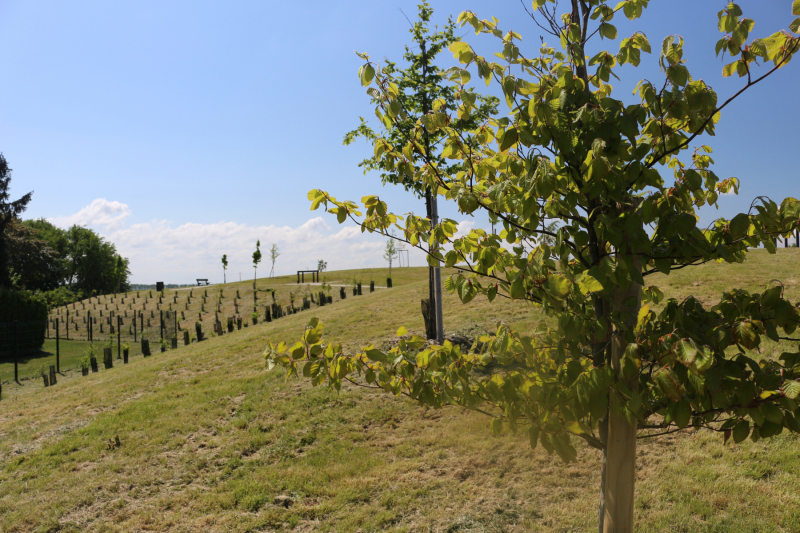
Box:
297, 270, 320, 283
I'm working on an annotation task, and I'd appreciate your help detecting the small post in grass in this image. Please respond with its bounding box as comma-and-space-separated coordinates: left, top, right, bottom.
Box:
117, 316, 122, 359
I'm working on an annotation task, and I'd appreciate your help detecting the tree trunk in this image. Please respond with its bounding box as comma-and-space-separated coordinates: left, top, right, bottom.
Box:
603, 263, 642, 533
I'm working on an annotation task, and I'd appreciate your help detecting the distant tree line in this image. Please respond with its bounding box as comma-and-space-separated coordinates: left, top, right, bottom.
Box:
1, 153, 132, 309
10, 219, 132, 306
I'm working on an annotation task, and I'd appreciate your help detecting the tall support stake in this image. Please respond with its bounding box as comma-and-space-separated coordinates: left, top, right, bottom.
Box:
117, 316, 121, 359
160, 310, 164, 342
56, 319, 60, 373
420, 39, 443, 343
133, 312, 137, 342
603, 254, 642, 532
14, 320, 19, 384
66, 309, 69, 340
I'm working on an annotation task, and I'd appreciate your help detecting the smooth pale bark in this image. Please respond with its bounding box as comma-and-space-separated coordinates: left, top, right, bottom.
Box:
603, 264, 642, 533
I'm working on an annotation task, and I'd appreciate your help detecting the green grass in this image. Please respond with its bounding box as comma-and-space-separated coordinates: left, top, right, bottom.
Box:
1, 251, 799, 532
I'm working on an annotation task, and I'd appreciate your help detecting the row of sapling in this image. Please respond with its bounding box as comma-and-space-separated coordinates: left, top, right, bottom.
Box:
268, 2, 800, 532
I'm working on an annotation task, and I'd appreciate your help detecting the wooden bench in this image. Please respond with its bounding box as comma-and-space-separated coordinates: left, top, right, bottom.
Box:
196, 279, 210, 286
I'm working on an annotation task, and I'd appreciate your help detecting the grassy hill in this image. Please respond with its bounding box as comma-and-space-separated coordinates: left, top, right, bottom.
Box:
1, 252, 799, 532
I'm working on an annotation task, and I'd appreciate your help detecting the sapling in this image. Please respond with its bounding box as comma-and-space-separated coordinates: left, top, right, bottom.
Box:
270, 3, 800, 531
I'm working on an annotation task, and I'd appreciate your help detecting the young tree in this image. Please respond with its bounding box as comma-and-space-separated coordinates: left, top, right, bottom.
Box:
383, 235, 398, 278
271, 2, 800, 531
114, 255, 125, 293
269, 243, 280, 278
0, 154, 33, 289
317, 259, 328, 272
252, 240, 262, 287
344, 2, 498, 343
221, 254, 228, 284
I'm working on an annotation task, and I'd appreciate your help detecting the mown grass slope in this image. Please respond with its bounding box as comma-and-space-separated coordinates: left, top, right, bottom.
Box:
1, 251, 799, 532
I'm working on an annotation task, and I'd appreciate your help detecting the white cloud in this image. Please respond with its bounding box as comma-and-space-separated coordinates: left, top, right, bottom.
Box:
51, 199, 474, 283
49, 198, 131, 230
454, 220, 475, 239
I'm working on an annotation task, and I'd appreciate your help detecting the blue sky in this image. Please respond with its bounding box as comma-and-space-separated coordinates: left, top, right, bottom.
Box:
1, 1, 798, 282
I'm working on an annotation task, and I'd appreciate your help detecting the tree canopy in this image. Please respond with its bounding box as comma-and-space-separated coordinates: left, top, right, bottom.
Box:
269, 1, 800, 530
0, 153, 33, 289
21, 219, 131, 297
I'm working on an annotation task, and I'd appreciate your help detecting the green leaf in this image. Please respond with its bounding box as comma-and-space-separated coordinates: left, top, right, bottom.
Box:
365, 349, 386, 363
761, 403, 783, 424
491, 418, 502, 435
487, 284, 498, 302
359, 64, 375, 87
722, 61, 738, 77
729, 213, 750, 239
599, 23, 618, 40
510, 276, 525, 299
528, 426, 539, 449
396, 326, 407, 337
546, 274, 572, 299
674, 398, 691, 429
499, 127, 518, 152
793, 0, 800, 16
732, 420, 750, 443
667, 65, 688, 86
577, 273, 604, 294
674, 339, 697, 366
654, 367, 683, 400
694, 345, 714, 373
719, 14, 737, 33
783, 380, 800, 399
683, 169, 702, 190
732, 320, 759, 349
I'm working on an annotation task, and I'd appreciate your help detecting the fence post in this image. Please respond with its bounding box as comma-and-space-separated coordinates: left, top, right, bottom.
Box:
66, 309, 69, 340
56, 318, 60, 373
14, 320, 19, 384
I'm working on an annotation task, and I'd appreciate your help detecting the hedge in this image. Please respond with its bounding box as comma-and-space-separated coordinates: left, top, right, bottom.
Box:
0, 288, 48, 355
